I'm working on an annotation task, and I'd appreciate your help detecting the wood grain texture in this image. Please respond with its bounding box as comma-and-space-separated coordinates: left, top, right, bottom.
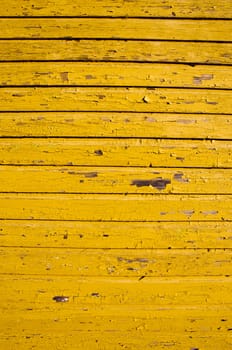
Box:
0, 19, 231, 41
1, 220, 232, 249
0, 87, 230, 113
0, 62, 231, 89
0, 139, 231, 167
0, 0, 231, 18
0, 194, 231, 221
0, 112, 231, 138
1, 246, 232, 276
0, 40, 231, 63
1, 166, 232, 194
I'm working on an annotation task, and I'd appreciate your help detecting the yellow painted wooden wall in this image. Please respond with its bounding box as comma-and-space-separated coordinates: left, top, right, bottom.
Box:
0, 1, 232, 349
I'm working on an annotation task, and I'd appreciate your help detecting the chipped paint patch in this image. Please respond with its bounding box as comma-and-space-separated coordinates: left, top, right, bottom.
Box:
173, 172, 189, 183
193, 74, 214, 85
131, 178, 171, 190
201, 210, 218, 215
60, 72, 69, 82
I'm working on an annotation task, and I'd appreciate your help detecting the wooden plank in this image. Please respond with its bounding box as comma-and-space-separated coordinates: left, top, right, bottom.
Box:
0, 0, 231, 18
0, 62, 231, 89
0, 139, 232, 168
0, 40, 231, 63
0, 330, 232, 350
3, 305, 231, 323
0, 194, 231, 221
1, 220, 232, 249
0, 331, 231, 350
0, 87, 231, 113
0, 112, 231, 139
0, 276, 231, 349
1, 166, 232, 194
0, 19, 231, 41
0, 247, 232, 276
1, 275, 231, 307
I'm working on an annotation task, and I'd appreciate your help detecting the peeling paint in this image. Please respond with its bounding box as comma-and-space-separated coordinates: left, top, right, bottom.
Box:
182, 210, 195, 216
173, 172, 189, 183
131, 178, 171, 190
193, 74, 214, 85
60, 72, 69, 82
201, 210, 218, 215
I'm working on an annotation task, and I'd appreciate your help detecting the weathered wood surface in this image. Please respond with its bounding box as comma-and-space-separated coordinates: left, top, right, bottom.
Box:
1, 166, 232, 194
0, 139, 231, 167
1, 247, 232, 276
0, 194, 231, 221
0, 331, 231, 350
1, 220, 232, 249
1, 63, 231, 89
0, 19, 231, 41
0, 112, 231, 138
0, 87, 231, 113
0, 1, 231, 349
0, 40, 231, 63
1, 332, 231, 350
2, 276, 232, 305
0, 0, 231, 18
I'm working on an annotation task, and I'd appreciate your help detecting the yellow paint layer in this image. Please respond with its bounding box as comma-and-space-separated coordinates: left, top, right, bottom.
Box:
0, 139, 231, 167
0, 40, 231, 63
1, 166, 232, 194
1, 275, 231, 307
0, 0, 231, 18
1, 220, 232, 249
0, 62, 230, 89
0, 112, 231, 139
0, 331, 231, 350
1, 247, 232, 276
0, 19, 231, 41
0, 194, 231, 221
0, 87, 231, 113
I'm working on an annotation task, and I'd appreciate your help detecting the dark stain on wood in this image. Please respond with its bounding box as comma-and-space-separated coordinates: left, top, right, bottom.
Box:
60, 72, 69, 82
131, 178, 171, 190
94, 150, 103, 156
53, 296, 69, 303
